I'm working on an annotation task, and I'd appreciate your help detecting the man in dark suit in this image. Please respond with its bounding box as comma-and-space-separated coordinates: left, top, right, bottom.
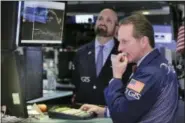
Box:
71, 8, 133, 105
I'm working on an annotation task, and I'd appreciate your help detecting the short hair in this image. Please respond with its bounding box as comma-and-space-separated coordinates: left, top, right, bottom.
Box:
119, 12, 155, 48
99, 8, 119, 26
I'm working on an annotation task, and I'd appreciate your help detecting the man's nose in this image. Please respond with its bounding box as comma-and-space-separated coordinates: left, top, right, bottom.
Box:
118, 43, 123, 53
99, 19, 106, 25
118, 44, 126, 54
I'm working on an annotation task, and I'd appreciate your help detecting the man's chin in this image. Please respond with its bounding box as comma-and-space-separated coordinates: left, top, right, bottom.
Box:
128, 60, 132, 63
95, 29, 107, 36
127, 57, 133, 64
129, 59, 137, 64
97, 33, 108, 37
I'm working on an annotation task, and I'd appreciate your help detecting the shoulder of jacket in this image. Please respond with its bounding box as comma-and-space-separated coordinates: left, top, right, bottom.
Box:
76, 41, 94, 53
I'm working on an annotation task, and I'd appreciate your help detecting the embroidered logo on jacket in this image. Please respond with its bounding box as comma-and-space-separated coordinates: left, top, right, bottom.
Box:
81, 76, 90, 83
125, 88, 141, 100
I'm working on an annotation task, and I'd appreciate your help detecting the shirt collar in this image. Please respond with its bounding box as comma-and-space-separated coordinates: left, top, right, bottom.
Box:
137, 49, 154, 67
95, 38, 114, 50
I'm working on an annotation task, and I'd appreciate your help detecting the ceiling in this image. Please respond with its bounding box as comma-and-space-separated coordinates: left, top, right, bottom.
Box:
65, 1, 174, 25
66, 1, 170, 15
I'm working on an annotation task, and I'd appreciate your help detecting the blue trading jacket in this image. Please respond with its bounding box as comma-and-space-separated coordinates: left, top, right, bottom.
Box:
104, 49, 179, 123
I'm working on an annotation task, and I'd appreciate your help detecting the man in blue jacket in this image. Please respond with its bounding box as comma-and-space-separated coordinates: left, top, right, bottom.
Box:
80, 13, 179, 123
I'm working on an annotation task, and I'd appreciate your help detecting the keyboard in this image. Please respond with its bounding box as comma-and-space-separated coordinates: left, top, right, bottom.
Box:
48, 105, 96, 120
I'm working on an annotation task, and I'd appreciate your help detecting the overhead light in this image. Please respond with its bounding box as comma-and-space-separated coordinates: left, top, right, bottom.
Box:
142, 11, 150, 15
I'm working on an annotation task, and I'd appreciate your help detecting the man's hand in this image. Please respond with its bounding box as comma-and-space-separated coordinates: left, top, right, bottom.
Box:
80, 104, 105, 117
111, 52, 128, 79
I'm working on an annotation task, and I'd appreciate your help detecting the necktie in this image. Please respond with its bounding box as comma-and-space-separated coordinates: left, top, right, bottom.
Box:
132, 64, 137, 73
129, 64, 137, 79
96, 45, 104, 76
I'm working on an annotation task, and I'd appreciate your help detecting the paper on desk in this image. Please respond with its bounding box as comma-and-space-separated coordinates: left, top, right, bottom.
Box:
32, 103, 45, 117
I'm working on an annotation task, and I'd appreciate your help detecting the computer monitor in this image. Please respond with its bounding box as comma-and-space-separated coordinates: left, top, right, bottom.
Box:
16, 1, 67, 47
24, 47, 43, 101
1, 50, 28, 118
75, 15, 94, 24
1, 47, 43, 118
153, 24, 176, 51
1, 1, 28, 118
1, 1, 45, 118
57, 51, 76, 84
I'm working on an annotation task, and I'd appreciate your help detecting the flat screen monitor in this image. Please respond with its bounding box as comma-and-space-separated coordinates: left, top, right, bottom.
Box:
153, 25, 176, 50
153, 25, 173, 43
1, 50, 28, 118
75, 15, 94, 24
16, 1, 66, 47
58, 51, 76, 83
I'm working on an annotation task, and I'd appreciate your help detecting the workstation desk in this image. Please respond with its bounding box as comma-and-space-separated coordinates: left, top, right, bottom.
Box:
26, 90, 112, 123
27, 90, 73, 104
31, 116, 112, 123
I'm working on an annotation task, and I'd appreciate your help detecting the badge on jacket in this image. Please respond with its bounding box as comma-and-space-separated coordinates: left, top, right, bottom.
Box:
127, 79, 145, 93
125, 78, 145, 100
81, 76, 90, 83
125, 88, 141, 100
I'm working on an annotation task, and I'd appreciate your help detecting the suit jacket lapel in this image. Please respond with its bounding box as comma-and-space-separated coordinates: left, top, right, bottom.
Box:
86, 41, 97, 78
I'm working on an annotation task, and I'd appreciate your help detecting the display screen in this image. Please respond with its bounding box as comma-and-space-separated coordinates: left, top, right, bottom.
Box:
153, 25, 176, 50
75, 15, 94, 24
16, 1, 66, 46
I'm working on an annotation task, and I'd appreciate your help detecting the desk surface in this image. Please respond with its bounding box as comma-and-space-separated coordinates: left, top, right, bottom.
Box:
27, 90, 73, 104
34, 116, 112, 123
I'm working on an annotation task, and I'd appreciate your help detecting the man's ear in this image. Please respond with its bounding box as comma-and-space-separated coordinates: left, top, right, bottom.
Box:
141, 36, 149, 48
